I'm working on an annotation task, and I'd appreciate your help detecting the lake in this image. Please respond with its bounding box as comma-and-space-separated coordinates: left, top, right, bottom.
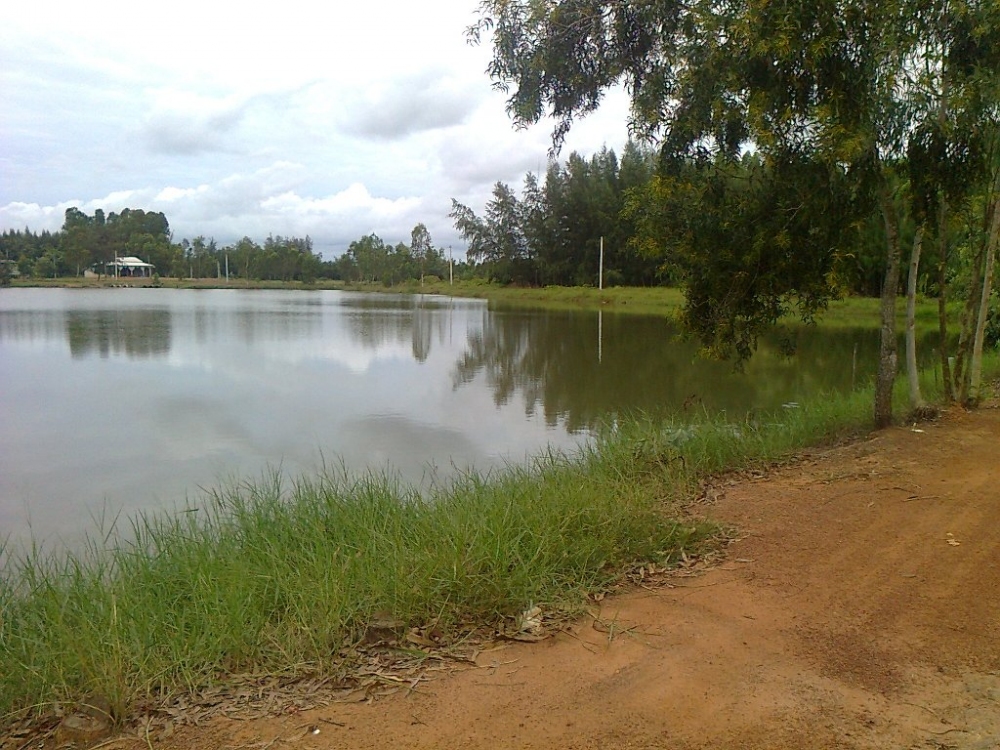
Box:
0, 288, 930, 545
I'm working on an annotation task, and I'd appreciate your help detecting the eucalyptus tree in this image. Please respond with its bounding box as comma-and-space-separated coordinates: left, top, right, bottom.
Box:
964, 141, 1000, 403
451, 181, 534, 283
470, 0, 1000, 427
410, 223, 433, 285
60, 208, 99, 276
228, 237, 263, 284
345, 233, 390, 283
904, 1, 1000, 406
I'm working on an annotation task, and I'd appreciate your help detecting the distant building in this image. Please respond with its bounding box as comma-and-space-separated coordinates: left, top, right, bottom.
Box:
105, 256, 156, 278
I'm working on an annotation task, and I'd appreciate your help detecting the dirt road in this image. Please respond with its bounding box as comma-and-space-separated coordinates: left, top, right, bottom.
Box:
61, 406, 1000, 749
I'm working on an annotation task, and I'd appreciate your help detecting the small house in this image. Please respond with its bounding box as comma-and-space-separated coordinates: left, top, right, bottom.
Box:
106, 256, 155, 278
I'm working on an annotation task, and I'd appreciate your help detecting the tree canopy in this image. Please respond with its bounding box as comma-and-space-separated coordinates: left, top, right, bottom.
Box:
471, 0, 1000, 425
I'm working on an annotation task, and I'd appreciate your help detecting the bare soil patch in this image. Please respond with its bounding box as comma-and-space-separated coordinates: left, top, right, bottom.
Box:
17, 405, 1000, 750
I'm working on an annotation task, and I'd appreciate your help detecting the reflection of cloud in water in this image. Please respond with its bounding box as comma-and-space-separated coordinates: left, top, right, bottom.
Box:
333, 414, 486, 486
164, 336, 413, 376
272, 339, 413, 372
151, 396, 256, 461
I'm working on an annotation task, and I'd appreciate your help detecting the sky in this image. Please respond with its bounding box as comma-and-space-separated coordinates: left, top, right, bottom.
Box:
0, 0, 632, 258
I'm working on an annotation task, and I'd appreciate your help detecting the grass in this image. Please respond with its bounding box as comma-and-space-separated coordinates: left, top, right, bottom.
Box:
0, 446, 716, 725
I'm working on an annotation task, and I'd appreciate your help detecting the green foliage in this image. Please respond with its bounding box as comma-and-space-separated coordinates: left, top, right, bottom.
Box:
31, 249, 61, 279
471, 0, 1000, 425
987, 291, 1000, 349
332, 226, 449, 286
452, 182, 535, 284
628, 153, 862, 359
450, 141, 660, 287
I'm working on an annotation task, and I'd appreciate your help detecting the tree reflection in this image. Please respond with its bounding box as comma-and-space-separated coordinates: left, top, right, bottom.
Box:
452, 310, 947, 432
66, 309, 172, 359
341, 296, 450, 363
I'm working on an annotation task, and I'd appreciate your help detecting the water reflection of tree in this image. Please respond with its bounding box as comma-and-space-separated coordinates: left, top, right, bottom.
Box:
452, 311, 947, 432
342, 297, 449, 363
66, 309, 172, 359
0, 311, 65, 345
231, 309, 319, 346
179, 296, 326, 347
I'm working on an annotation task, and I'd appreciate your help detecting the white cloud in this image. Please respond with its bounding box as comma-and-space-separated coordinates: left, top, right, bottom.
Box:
141, 92, 252, 155
339, 70, 484, 140
0, 0, 634, 255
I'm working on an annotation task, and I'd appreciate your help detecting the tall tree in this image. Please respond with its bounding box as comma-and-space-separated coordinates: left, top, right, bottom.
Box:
451, 182, 533, 284
410, 223, 433, 286
61, 208, 97, 276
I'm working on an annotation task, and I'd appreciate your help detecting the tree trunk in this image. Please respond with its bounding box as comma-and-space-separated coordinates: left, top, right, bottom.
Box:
906, 224, 925, 410
968, 189, 1000, 403
954, 169, 999, 401
953, 244, 985, 401
875, 182, 902, 429
936, 199, 954, 401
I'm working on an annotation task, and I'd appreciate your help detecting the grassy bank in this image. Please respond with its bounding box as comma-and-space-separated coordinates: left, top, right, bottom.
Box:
5, 350, 996, 730
2, 438, 718, 725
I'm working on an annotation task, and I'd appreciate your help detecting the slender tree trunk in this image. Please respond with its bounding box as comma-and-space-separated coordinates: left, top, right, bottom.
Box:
875, 181, 902, 429
954, 170, 999, 400
906, 223, 925, 410
968, 189, 1000, 403
953, 244, 985, 401
936, 199, 954, 401
933, 74, 954, 402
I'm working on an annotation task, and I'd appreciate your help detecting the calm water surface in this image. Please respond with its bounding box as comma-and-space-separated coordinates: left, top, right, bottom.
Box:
0, 288, 929, 544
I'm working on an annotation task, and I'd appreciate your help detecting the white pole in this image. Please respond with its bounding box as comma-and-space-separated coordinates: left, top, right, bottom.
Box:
225, 253, 229, 283
599, 236, 604, 291
449, 246, 454, 285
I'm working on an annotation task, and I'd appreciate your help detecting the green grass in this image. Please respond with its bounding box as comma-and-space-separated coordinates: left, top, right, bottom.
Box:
397, 281, 690, 315
335, 281, 964, 329
0, 448, 714, 725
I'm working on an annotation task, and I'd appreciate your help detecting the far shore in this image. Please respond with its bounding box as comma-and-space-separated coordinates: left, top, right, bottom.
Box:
6, 276, 952, 326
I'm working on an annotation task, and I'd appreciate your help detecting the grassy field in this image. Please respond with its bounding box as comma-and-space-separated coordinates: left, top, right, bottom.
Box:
3, 346, 996, 729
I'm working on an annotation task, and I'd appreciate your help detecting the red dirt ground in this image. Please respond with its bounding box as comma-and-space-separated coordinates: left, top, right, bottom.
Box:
24, 404, 1000, 750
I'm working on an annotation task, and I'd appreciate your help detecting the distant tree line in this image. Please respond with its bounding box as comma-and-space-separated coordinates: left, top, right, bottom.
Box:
0, 212, 468, 286
451, 142, 660, 287
331, 224, 466, 285
449, 140, 1000, 309
2, 208, 173, 282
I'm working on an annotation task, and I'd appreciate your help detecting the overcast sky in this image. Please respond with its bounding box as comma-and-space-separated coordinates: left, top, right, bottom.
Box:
0, 0, 632, 258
